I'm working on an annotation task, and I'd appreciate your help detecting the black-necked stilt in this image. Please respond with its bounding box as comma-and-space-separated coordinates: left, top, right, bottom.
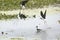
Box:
40, 10, 47, 24
36, 26, 41, 33
18, 12, 27, 19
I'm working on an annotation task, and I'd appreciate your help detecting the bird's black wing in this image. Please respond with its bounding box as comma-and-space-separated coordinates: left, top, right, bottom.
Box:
40, 10, 47, 19
40, 11, 44, 19
43, 10, 47, 19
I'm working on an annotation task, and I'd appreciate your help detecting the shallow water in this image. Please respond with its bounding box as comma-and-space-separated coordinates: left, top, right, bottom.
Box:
0, 13, 60, 40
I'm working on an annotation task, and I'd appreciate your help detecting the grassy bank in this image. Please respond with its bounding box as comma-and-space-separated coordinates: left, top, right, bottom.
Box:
0, 13, 18, 20
0, 0, 60, 10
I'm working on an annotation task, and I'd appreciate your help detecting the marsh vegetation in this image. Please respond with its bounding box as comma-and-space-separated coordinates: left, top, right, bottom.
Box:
0, 0, 60, 10
0, 13, 18, 20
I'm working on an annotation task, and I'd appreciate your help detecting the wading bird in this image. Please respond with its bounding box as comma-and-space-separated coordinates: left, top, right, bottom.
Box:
18, 12, 27, 20
36, 26, 41, 33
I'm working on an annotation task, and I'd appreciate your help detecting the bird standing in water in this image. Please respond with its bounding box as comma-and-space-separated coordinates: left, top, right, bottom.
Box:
36, 26, 41, 33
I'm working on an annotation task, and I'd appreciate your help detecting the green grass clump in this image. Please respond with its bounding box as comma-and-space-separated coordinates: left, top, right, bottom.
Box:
0, 0, 60, 10
0, 13, 18, 20
11, 38, 24, 40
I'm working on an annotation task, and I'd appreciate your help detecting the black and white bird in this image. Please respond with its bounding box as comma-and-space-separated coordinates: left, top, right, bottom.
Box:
18, 12, 27, 20
20, 0, 29, 8
36, 26, 41, 33
40, 10, 47, 19
40, 10, 47, 24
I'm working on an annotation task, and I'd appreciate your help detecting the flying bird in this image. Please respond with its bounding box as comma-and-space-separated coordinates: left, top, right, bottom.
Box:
40, 10, 47, 19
